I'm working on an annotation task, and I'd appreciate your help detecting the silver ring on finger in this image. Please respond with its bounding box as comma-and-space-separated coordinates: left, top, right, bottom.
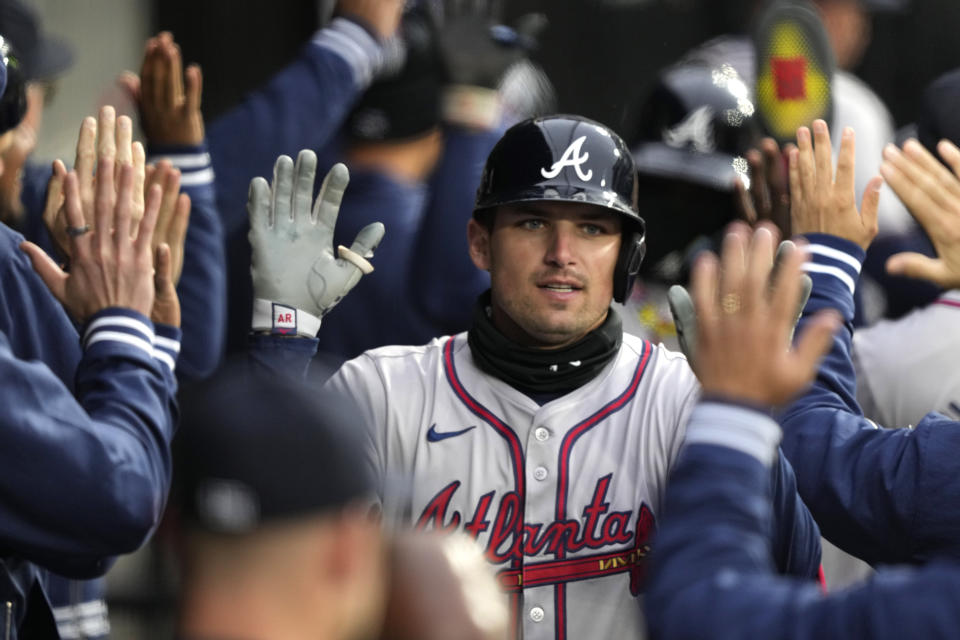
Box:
66, 224, 91, 238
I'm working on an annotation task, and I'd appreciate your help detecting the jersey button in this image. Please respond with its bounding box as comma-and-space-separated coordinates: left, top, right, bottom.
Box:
534, 427, 550, 441
529, 607, 545, 623
533, 466, 548, 481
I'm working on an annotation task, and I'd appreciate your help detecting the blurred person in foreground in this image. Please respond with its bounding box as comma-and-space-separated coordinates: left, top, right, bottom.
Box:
171, 367, 508, 640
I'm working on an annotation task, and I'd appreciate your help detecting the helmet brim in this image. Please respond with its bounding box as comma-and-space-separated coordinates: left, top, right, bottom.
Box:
632, 143, 745, 193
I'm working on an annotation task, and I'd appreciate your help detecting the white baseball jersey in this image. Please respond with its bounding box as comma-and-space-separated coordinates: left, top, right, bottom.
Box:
326, 331, 699, 640
854, 290, 960, 427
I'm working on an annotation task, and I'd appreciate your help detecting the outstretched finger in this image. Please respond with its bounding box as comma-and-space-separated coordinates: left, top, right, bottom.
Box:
293, 149, 318, 221
20, 241, 68, 304
167, 41, 185, 108
834, 127, 856, 194
132, 142, 146, 227
939, 139, 960, 180
42, 159, 67, 231
719, 224, 749, 302
62, 172, 91, 260
769, 238, 807, 332
313, 162, 350, 231
744, 225, 777, 314
247, 177, 272, 229
812, 119, 833, 188
97, 105, 117, 164
690, 251, 720, 349
796, 127, 816, 204
113, 164, 136, 243
271, 154, 295, 226
859, 176, 882, 240
185, 64, 202, 113
135, 183, 162, 255
903, 138, 960, 202
886, 251, 950, 286
115, 115, 133, 168
74, 116, 97, 209
347, 221, 385, 259
884, 144, 953, 214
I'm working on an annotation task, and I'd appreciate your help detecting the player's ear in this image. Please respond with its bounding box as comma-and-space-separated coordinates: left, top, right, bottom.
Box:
467, 217, 491, 271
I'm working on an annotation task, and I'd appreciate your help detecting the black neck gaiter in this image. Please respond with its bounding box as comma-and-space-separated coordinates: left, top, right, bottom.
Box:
467, 291, 623, 395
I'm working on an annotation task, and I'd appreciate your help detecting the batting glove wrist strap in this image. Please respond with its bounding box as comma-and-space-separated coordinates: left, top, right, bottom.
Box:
251, 299, 322, 338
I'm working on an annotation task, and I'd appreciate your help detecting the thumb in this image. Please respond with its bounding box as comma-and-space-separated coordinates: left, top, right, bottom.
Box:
886, 252, 950, 286
21, 241, 68, 303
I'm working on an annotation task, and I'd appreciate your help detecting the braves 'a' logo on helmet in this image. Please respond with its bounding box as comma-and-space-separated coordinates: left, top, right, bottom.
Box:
541, 135, 593, 181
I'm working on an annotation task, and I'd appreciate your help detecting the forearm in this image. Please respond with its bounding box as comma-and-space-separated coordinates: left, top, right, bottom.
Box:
779, 235, 921, 563
208, 18, 382, 237
648, 402, 960, 640
0, 311, 179, 576
148, 142, 226, 380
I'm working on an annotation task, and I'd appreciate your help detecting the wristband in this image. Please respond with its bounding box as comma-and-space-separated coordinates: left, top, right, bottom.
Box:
252, 299, 322, 337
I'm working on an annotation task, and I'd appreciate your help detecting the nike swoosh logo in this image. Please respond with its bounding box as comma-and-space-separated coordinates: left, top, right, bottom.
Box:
426, 424, 476, 442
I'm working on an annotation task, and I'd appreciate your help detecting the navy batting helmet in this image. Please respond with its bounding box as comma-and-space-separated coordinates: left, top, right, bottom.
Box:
474, 114, 646, 303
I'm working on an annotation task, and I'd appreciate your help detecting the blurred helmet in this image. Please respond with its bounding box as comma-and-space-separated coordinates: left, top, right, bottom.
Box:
631, 63, 763, 275
474, 114, 645, 303
0, 35, 26, 136
632, 62, 762, 192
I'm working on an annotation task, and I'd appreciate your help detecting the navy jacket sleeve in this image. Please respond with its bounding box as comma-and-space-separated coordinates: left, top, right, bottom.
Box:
0, 309, 179, 578
646, 402, 960, 640
147, 142, 226, 381
208, 17, 382, 239
409, 126, 500, 334
779, 234, 960, 564
769, 448, 822, 580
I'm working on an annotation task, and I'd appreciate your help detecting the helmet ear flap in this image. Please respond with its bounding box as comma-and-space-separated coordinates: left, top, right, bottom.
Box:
613, 229, 646, 303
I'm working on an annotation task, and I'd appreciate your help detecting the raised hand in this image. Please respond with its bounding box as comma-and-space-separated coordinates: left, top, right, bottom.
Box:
248, 150, 385, 335
880, 138, 960, 288
22, 163, 165, 324
735, 137, 792, 237
43, 107, 147, 259
119, 31, 204, 146
690, 223, 839, 406
789, 119, 882, 250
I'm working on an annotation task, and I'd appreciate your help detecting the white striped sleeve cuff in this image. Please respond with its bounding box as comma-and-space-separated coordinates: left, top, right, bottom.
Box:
312, 17, 383, 89
82, 310, 181, 373
684, 402, 782, 468
803, 242, 863, 295
147, 149, 214, 187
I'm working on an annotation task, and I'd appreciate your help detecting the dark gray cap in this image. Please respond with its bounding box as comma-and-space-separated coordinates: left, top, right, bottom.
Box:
0, 0, 73, 81
174, 363, 374, 534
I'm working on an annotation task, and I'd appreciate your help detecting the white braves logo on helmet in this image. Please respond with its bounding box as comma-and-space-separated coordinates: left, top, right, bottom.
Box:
662, 105, 716, 153
541, 135, 594, 181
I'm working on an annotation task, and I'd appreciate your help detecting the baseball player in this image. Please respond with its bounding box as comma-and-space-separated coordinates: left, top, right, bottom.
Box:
245, 115, 822, 640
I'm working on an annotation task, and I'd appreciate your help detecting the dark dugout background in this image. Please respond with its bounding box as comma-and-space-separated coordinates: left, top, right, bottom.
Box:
156, 0, 960, 143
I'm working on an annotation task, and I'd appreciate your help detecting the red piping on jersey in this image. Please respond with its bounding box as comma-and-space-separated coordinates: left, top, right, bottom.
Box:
443, 336, 526, 637
935, 298, 960, 309
553, 340, 652, 640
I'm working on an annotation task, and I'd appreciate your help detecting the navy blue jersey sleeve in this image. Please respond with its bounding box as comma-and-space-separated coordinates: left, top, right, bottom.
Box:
769, 448, 822, 579
779, 234, 960, 564
0, 310, 179, 578
409, 126, 500, 334
0, 224, 80, 387
646, 402, 960, 640
148, 142, 226, 381
208, 17, 382, 239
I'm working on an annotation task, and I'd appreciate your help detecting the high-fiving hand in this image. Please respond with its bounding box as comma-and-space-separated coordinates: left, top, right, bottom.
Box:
248, 150, 385, 335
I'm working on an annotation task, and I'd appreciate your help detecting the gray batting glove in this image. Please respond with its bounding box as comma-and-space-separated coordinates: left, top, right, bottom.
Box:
248, 150, 385, 337
669, 241, 812, 368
